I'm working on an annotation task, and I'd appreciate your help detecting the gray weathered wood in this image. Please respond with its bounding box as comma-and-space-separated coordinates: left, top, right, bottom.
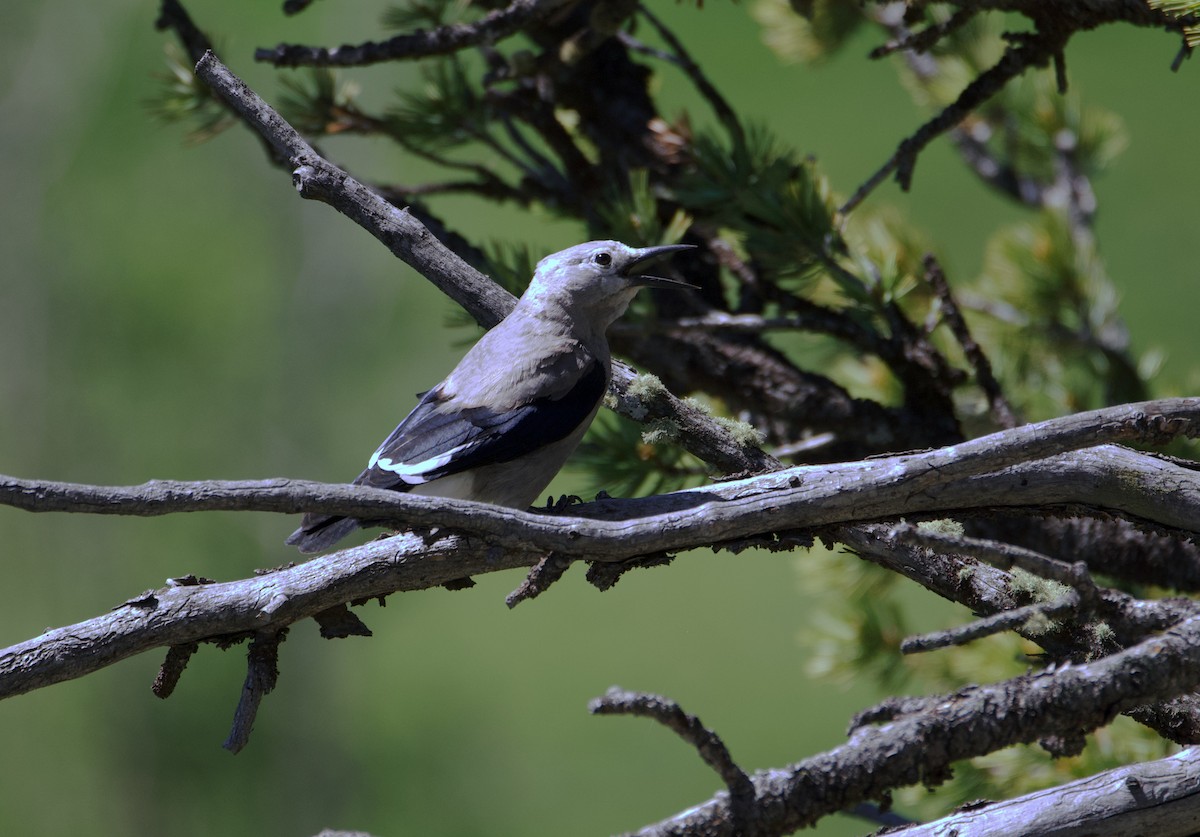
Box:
886, 747, 1200, 837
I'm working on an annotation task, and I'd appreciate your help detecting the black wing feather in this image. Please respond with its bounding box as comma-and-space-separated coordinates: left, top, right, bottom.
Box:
359, 362, 607, 489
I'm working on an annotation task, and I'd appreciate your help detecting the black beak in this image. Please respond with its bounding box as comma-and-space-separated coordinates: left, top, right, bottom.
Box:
623, 243, 698, 290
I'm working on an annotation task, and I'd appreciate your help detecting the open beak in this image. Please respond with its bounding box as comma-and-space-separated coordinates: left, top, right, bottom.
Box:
624, 243, 698, 290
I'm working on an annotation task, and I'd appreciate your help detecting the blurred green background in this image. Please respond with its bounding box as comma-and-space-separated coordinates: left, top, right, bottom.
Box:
1, 2, 1196, 836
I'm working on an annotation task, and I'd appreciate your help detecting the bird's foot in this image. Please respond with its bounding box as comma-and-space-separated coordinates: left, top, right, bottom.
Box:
543, 493, 583, 513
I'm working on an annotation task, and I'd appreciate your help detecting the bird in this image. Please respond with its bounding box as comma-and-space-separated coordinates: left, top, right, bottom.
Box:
286, 239, 695, 553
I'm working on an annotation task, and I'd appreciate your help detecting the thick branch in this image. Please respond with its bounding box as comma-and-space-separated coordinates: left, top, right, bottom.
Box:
887, 747, 1200, 837
4, 398, 1197, 545
835, 520, 1200, 743
972, 512, 1200, 592
193, 51, 513, 328
628, 615, 1200, 835
3, 400, 1199, 703
835, 523, 1200, 643
0, 534, 536, 701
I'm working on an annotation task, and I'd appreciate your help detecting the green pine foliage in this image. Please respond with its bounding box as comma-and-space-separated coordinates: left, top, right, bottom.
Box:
970, 211, 1146, 416
478, 240, 539, 297
381, 0, 465, 31
594, 169, 692, 250
277, 68, 366, 136
1149, 0, 1200, 45
443, 241, 536, 335
752, 0, 866, 64
574, 411, 708, 499
145, 43, 234, 142
387, 57, 491, 149
673, 126, 838, 286
982, 74, 1129, 182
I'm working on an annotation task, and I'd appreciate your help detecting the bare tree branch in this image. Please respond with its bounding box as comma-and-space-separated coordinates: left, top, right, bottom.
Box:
870, 7, 976, 59
922, 254, 1017, 429
34, 2, 1200, 825
843, 0, 1194, 213
0, 534, 535, 702
834, 522, 1200, 643
836, 520, 1200, 744
281, 0, 317, 15
888, 522, 1100, 604
900, 595, 1078, 654
154, 0, 214, 64
254, 0, 567, 67
635, 4, 745, 147
151, 641, 199, 699
624, 615, 1200, 836
886, 747, 1200, 837
193, 51, 514, 329
2, 398, 1198, 712
841, 30, 1065, 214
3, 398, 1199, 549
590, 688, 756, 827
974, 511, 1200, 592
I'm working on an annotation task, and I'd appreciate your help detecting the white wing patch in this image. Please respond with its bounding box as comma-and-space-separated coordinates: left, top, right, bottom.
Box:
369, 445, 464, 483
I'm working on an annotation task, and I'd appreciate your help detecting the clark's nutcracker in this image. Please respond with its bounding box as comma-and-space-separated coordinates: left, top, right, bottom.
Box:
287, 240, 694, 553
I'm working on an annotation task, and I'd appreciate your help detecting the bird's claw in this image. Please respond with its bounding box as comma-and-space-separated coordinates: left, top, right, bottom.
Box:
544, 493, 583, 512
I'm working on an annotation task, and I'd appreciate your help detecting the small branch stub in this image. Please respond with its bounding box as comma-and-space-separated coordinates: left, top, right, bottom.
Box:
590, 687, 756, 825
505, 552, 573, 608
152, 643, 200, 699
224, 628, 288, 754
293, 164, 316, 193
312, 605, 373, 640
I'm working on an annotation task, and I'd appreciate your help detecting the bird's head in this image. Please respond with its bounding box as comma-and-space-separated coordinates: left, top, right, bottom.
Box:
522, 240, 696, 331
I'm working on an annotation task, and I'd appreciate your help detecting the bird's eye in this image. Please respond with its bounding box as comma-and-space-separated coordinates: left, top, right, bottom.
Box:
593, 252, 612, 267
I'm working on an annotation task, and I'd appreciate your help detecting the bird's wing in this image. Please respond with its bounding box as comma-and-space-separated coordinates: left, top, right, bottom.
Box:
357, 360, 607, 490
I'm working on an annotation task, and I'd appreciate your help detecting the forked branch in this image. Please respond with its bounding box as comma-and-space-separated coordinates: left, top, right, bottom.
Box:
2, 398, 1198, 709
619, 616, 1200, 835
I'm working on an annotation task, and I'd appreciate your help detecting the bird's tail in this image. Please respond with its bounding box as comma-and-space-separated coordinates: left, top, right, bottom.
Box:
285, 514, 361, 554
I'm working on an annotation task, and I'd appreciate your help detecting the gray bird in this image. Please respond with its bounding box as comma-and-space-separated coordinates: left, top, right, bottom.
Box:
287, 240, 694, 553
